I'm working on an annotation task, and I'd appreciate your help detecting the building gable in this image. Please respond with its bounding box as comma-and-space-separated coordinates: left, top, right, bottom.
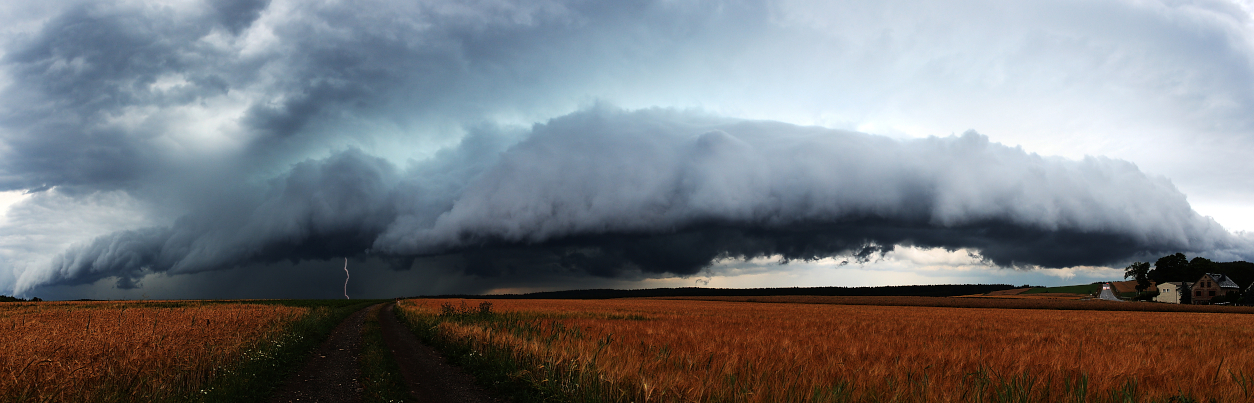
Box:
1208, 273, 1240, 289
1192, 273, 1241, 304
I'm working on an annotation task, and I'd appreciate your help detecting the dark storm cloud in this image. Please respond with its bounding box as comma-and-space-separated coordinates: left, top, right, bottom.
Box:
33, 122, 519, 291
0, 3, 236, 191
0, 0, 767, 192
233, 0, 767, 143
34, 107, 1248, 292
375, 107, 1245, 271
6, 0, 1254, 297
44, 148, 397, 288
211, 0, 270, 35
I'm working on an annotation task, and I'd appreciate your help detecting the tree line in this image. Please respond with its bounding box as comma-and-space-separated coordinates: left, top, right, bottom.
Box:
0, 295, 41, 302
425, 284, 1019, 299
1124, 253, 1254, 303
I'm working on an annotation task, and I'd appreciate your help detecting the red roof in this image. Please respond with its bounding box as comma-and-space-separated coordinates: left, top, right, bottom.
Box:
1110, 280, 1157, 293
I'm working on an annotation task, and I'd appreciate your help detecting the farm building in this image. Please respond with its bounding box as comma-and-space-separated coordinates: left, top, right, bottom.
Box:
1191, 273, 1240, 304
1111, 280, 1157, 294
1155, 282, 1187, 304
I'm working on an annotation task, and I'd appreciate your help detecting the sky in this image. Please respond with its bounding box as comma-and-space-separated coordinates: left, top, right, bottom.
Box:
0, 0, 1252, 300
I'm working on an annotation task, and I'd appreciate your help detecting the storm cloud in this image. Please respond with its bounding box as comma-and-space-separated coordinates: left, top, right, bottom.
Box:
26, 107, 1248, 293
2, 0, 1254, 297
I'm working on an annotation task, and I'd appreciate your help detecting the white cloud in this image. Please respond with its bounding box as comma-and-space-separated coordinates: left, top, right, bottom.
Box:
0, 189, 157, 295
0, 190, 30, 226
694, 247, 1126, 289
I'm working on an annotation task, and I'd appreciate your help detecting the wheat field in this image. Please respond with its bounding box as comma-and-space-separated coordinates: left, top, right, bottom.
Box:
399, 298, 1254, 402
0, 301, 308, 402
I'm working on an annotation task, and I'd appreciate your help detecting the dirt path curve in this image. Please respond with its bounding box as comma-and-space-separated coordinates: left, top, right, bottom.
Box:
270, 304, 377, 403
378, 303, 506, 403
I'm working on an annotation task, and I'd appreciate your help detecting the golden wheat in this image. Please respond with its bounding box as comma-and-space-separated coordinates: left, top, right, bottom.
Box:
664, 295, 1254, 313
400, 297, 1254, 402
0, 301, 308, 402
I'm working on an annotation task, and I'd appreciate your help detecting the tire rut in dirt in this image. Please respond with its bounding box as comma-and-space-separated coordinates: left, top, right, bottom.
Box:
270, 304, 377, 403
379, 303, 506, 403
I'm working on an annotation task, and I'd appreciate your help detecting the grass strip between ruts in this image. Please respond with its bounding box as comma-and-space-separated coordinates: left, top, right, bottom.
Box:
359, 304, 411, 403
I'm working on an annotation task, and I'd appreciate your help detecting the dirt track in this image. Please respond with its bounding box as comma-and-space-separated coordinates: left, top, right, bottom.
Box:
270, 305, 373, 403
270, 303, 504, 403
378, 303, 505, 403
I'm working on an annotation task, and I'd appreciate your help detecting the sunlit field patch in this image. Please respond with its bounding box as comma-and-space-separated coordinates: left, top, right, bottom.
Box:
0, 301, 308, 402
399, 297, 1254, 402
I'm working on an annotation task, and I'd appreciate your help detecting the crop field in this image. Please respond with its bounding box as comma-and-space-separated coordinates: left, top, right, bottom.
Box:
398, 297, 1254, 402
1024, 284, 1104, 295
955, 289, 1091, 300
0, 301, 309, 402
665, 295, 1254, 314
957, 293, 1091, 300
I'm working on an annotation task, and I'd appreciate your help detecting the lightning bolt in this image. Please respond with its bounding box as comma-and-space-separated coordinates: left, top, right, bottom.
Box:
343, 258, 350, 299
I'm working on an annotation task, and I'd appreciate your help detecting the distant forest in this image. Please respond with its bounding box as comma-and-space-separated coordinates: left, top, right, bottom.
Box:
426, 284, 1017, 299
1124, 253, 1254, 289
1147, 254, 1254, 286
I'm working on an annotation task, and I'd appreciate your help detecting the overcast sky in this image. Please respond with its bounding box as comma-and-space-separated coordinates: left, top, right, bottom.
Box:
1, 0, 1252, 299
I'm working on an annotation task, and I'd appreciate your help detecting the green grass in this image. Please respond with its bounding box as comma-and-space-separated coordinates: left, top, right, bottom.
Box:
1022, 284, 1101, 295
360, 304, 412, 403
188, 299, 381, 403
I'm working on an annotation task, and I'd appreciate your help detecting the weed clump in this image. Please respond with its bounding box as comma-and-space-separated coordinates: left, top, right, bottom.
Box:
440, 301, 495, 319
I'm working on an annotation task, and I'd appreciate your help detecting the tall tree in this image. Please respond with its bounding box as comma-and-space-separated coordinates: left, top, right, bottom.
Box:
1125, 261, 1151, 292
1150, 253, 1189, 283
1217, 261, 1254, 291
1188, 257, 1219, 281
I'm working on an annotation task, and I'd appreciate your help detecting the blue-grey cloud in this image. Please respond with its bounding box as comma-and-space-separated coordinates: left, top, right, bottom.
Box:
377, 107, 1246, 268
3, 0, 1254, 297
211, 0, 270, 35
28, 107, 1249, 293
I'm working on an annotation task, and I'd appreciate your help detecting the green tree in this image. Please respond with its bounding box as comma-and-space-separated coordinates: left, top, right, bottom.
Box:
1217, 261, 1254, 291
1150, 253, 1189, 283
1124, 261, 1151, 292
1238, 290, 1254, 306
1188, 257, 1219, 279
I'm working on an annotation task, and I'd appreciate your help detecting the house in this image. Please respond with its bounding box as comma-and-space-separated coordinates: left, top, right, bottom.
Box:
1155, 282, 1187, 304
1191, 273, 1241, 304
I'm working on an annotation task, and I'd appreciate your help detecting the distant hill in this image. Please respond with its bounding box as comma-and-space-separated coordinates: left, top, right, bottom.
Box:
1023, 283, 1102, 295
418, 284, 1017, 299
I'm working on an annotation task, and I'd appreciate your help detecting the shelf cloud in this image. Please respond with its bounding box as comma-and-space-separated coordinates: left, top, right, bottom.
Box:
28, 107, 1249, 293
3, 0, 1254, 297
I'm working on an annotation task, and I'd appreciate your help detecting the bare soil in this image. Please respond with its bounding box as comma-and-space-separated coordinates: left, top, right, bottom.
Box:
270, 303, 505, 403
270, 304, 375, 403
378, 303, 506, 403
